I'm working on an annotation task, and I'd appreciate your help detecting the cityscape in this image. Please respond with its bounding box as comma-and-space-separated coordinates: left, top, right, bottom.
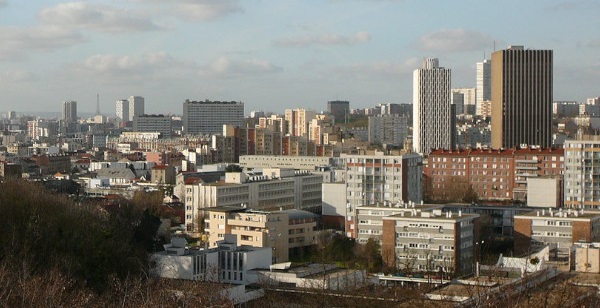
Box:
2, 0, 600, 307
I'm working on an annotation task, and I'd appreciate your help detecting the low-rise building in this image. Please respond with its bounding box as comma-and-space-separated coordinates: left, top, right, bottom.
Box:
514, 209, 600, 258
382, 209, 480, 275
204, 206, 318, 263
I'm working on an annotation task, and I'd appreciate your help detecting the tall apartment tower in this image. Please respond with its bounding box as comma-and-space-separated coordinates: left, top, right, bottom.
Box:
62, 100, 77, 122
412, 58, 454, 155
285, 108, 316, 137
491, 46, 553, 149
128, 96, 145, 122
476, 59, 491, 116
116, 99, 129, 122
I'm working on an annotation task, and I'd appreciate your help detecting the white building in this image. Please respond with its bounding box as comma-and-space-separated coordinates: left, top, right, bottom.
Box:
368, 115, 409, 147
116, 99, 129, 122
151, 235, 272, 285
342, 152, 423, 238
184, 168, 322, 233
564, 136, 600, 209
128, 96, 145, 122
183, 100, 244, 135
476, 59, 491, 116
413, 58, 454, 154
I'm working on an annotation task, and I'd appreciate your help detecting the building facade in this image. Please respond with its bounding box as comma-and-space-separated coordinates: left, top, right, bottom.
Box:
491, 46, 553, 148
413, 58, 454, 154
128, 96, 145, 122
327, 100, 350, 124
368, 115, 409, 147
116, 99, 129, 123
476, 59, 491, 116
62, 101, 77, 122
183, 100, 244, 135
564, 137, 600, 209
133, 114, 173, 138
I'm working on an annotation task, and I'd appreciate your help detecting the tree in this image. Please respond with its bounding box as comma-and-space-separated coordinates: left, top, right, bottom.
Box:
225, 164, 243, 172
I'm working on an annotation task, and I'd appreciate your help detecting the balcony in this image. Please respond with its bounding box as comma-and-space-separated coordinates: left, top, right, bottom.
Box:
515, 159, 538, 164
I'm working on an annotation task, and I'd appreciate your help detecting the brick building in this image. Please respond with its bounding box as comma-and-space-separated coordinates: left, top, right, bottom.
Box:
425, 147, 563, 202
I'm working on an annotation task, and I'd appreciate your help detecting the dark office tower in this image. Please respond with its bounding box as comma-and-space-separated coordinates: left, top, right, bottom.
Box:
327, 100, 349, 124
491, 46, 553, 149
62, 100, 77, 122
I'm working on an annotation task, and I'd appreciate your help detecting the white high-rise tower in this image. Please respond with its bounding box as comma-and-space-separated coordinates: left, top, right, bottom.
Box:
128, 96, 145, 121
476, 59, 491, 116
116, 99, 129, 122
412, 58, 454, 155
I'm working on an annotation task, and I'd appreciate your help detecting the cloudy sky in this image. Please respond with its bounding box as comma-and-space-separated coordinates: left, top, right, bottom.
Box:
0, 0, 599, 115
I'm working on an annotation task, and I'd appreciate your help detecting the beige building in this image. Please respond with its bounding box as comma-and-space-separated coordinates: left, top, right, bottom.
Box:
204, 207, 319, 262
574, 242, 600, 273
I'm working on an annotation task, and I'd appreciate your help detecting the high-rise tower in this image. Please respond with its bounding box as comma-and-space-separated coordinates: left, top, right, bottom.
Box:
476, 59, 491, 116
116, 99, 129, 122
412, 58, 454, 154
62, 100, 77, 122
491, 46, 553, 149
128, 96, 145, 122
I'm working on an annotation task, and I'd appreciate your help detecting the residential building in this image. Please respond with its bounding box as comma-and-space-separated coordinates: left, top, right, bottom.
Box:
116, 99, 129, 123
564, 136, 600, 209
128, 96, 145, 122
151, 165, 176, 185
355, 204, 444, 244
413, 58, 454, 154
476, 59, 491, 116
239, 155, 336, 170
553, 101, 579, 118
183, 100, 244, 135
285, 108, 316, 137
133, 114, 172, 138
491, 46, 553, 148
426, 147, 563, 202
204, 206, 318, 262
381, 209, 480, 275
342, 152, 423, 238
368, 115, 409, 147
514, 209, 600, 257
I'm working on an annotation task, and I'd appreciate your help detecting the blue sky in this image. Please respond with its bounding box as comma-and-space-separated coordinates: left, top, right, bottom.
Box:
0, 0, 598, 115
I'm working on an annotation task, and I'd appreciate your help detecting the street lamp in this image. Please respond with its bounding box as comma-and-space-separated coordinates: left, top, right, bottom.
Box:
475, 240, 485, 277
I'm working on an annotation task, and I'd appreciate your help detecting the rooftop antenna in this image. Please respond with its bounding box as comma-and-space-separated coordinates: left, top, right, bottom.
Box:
493, 40, 496, 52
96, 93, 101, 115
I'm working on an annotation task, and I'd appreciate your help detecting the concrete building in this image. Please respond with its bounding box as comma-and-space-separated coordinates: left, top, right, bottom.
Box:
327, 100, 350, 124
564, 136, 600, 209
62, 100, 77, 122
133, 114, 172, 138
553, 101, 579, 118
476, 59, 491, 116
183, 100, 244, 135
413, 58, 454, 154
514, 209, 600, 258
239, 155, 336, 170
128, 96, 145, 122
527, 177, 563, 208
381, 209, 480, 275
368, 115, 409, 147
342, 152, 423, 238
285, 108, 316, 137
185, 168, 322, 232
151, 235, 272, 285
451, 91, 465, 116
204, 207, 318, 262
116, 99, 129, 123
355, 204, 444, 245
491, 46, 553, 149
573, 242, 600, 273
151, 165, 176, 185
452, 88, 476, 115
256, 263, 366, 291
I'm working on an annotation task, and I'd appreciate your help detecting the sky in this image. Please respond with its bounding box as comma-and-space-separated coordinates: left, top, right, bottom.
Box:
0, 0, 599, 116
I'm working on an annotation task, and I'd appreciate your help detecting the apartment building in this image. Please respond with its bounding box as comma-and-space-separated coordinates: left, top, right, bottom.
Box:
381, 209, 480, 275
426, 147, 563, 201
355, 204, 444, 244
342, 152, 423, 238
564, 137, 600, 209
183, 100, 244, 135
204, 206, 318, 262
133, 114, 172, 138
514, 209, 600, 257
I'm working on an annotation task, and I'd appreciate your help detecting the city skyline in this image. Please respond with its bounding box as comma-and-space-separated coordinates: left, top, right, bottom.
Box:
0, 0, 599, 114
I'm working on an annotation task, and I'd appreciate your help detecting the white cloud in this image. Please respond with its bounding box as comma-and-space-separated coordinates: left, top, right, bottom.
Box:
76, 52, 189, 75
0, 69, 35, 82
330, 58, 419, 79
131, 0, 242, 21
38, 2, 165, 33
417, 29, 494, 52
204, 56, 282, 78
273, 31, 371, 47
0, 26, 84, 60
